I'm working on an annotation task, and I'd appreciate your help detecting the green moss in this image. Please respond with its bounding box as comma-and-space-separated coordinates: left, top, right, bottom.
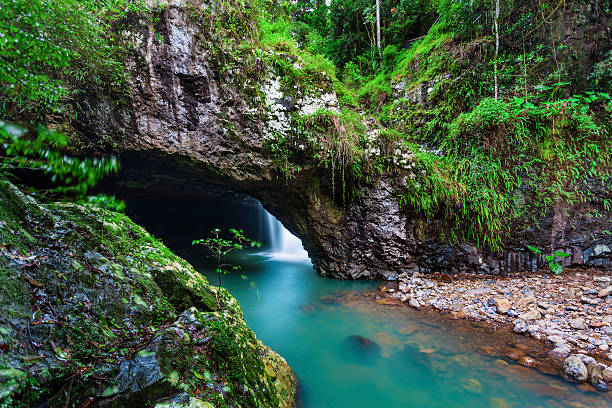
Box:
0, 179, 294, 407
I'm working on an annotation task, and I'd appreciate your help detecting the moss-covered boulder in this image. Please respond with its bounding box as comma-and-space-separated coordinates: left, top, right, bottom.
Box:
0, 177, 295, 408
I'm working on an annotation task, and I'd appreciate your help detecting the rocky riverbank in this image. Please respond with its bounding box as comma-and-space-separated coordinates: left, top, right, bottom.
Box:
378, 270, 612, 391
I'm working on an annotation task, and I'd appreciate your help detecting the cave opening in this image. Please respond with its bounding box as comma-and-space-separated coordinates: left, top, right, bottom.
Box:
100, 164, 309, 265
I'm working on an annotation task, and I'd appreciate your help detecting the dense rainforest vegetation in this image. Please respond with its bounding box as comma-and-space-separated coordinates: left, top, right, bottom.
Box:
1, 0, 611, 406
1, 0, 610, 250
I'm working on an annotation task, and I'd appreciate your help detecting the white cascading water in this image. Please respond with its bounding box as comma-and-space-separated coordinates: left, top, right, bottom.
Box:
258, 203, 310, 262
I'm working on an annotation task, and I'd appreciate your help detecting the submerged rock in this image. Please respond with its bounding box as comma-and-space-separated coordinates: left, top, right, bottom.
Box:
341, 335, 382, 364
0, 178, 295, 407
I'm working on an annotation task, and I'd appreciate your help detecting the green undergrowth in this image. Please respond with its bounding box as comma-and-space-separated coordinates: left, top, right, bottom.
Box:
345, 0, 612, 250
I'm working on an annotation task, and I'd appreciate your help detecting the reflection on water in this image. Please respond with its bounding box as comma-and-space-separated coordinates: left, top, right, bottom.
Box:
194, 252, 611, 408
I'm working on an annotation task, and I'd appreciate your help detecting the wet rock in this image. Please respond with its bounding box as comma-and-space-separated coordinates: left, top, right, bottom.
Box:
519, 356, 537, 367
513, 319, 528, 334
518, 309, 541, 321
115, 351, 166, 395
587, 362, 603, 385
154, 392, 209, 408
0, 179, 296, 407
409, 297, 421, 309
563, 355, 588, 382
602, 366, 612, 383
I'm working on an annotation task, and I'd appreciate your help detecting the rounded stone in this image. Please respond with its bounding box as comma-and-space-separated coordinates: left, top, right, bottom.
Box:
602, 366, 612, 383
563, 355, 588, 383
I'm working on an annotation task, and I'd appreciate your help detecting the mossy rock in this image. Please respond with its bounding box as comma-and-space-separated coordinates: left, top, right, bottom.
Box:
0, 177, 294, 408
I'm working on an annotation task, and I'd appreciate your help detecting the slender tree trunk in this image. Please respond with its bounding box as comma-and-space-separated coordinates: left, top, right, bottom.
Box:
493, 0, 500, 99
376, 0, 382, 63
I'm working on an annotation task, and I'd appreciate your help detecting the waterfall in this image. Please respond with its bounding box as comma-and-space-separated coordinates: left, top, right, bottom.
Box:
258, 203, 310, 262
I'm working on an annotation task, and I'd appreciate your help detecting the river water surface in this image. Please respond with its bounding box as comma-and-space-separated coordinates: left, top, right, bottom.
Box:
191, 213, 611, 408
117, 194, 610, 408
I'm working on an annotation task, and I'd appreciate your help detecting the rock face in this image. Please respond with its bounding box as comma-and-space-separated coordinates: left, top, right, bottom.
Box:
82, 1, 612, 280
0, 178, 295, 407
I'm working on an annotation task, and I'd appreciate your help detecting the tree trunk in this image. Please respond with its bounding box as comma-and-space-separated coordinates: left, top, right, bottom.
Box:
493, 0, 500, 99
376, 0, 382, 63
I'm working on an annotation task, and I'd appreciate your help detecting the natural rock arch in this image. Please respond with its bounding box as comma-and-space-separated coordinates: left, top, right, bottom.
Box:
81, 4, 611, 280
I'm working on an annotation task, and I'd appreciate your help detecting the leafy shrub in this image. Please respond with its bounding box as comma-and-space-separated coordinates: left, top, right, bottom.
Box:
382, 45, 400, 72
0, 0, 146, 121
0, 121, 118, 195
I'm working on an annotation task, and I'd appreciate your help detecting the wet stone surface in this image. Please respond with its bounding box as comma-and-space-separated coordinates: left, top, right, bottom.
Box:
379, 269, 612, 391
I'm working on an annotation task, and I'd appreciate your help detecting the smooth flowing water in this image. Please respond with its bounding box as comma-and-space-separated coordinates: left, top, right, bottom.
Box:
191, 210, 611, 408
114, 193, 610, 408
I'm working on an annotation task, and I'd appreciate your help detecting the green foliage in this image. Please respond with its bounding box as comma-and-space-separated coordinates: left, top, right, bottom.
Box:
399, 147, 520, 249
0, 0, 146, 121
0, 121, 119, 195
82, 195, 126, 212
294, 108, 368, 205
325, 0, 436, 68
357, 72, 393, 112
527, 246, 571, 274
589, 50, 612, 92
192, 228, 261, 305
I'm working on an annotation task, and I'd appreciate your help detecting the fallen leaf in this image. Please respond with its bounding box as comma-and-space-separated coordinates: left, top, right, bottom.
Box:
24, 275, 43, 287
50, 341, 71, 361
0, 344, 10, 351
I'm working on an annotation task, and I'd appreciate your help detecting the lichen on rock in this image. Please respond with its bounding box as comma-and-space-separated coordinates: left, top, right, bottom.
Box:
0, 177, 295, 407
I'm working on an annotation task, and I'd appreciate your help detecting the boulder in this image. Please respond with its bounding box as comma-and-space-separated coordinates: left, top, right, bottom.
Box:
563, 355, 588, 382
494, 298, 511, 314
518, 309, 541, 321
602, 366, 612, 383
0, 178, 295, 407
